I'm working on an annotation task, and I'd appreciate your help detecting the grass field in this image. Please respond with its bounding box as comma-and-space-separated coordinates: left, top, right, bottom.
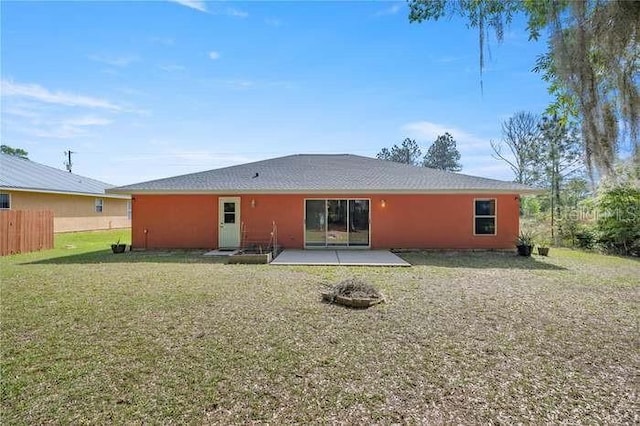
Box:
1, 230, 639, 423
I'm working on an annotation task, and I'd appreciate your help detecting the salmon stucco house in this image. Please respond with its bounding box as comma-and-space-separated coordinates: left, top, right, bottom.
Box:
108, 154, 538, 250
1, 153, 131, 233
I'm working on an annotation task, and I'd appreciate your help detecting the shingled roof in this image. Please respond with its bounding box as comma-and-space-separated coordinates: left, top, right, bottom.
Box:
109, 154, 539, 194
0, 153, 127, 198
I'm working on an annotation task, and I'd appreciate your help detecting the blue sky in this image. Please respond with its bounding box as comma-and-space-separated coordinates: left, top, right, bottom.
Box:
1, 1, 551, 186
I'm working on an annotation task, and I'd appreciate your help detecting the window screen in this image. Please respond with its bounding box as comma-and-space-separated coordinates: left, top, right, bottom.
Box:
474, 199, 496, 235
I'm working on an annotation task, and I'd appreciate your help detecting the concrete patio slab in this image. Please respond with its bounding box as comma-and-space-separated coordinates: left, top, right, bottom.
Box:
336, 250, 410, 266
271, 249, 410, 266
270, 250, 339, 265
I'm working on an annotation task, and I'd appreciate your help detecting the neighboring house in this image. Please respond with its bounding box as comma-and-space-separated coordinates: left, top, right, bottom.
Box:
108, 154, 538, 250
0, 153, 131, 233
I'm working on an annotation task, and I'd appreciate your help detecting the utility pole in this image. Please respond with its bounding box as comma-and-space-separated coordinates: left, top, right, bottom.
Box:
64, 150, 74, 173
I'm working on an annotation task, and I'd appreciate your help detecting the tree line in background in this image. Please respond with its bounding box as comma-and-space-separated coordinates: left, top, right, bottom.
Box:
378, 111, 638, 257
376, 133, 462, 172
492, 111, 639, 256
491, 111, 583, 242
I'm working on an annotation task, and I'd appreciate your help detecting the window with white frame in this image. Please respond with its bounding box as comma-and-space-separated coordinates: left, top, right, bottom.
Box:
127, 200, 132, 220
474, 199, 496, 235
95, 198, 104, 213
0, 193, 10, 209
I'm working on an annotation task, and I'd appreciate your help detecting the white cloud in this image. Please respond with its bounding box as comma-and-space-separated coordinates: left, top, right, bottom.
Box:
1, 80, 132, 144
1, 79, 121, 111
20, 116, 112, 139
168, 1, 248, 18
374, 3, 402, 17
89, 54, 139, 67
3, 105, 39, 118
462, 159, 513, 181
225, 7, 248, 18
402, 120, 513, 179
169, 0, 207, 13
208, 51, 221, 60
64, 116, 112, 127
402, 121, 489, 152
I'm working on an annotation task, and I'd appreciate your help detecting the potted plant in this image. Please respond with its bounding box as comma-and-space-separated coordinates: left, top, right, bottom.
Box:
111, 238, 127, 254
537, 240, 550, 256
516, 231, 534, 257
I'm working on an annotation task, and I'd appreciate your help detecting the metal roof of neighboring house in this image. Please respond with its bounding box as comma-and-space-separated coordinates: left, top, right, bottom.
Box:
0, 153, 128, 198
108, 154, 540, 195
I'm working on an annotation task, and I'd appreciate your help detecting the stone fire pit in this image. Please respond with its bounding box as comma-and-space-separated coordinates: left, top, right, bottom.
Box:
321, 278, 384, 309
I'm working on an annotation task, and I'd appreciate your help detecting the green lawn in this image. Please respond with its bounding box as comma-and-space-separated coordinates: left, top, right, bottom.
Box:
1, 230, 638, 423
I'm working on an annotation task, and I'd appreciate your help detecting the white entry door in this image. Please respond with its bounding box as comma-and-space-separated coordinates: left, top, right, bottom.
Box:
218, 197, 241, 248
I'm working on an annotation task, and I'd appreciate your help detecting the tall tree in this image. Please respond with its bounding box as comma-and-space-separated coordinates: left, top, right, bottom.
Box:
423, 132, 462, 171
538, 115, 584, 242
1, 144, 29, 159
490, 111, 542, 185
376, 138, 422, 165
408, 0, 640, 177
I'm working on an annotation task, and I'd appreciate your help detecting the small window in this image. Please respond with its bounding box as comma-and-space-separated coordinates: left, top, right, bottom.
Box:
127, 200, 132, 220
0, 193, 10, 209
223, 202, 236, 223
474, 199, 496, 235
95, 198, 104, 213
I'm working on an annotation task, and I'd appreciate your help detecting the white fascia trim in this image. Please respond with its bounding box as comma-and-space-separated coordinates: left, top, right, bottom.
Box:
0, 187, 131, 199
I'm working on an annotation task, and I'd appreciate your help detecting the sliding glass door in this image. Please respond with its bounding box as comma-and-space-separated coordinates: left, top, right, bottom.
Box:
327, 200, 348, 246
305, 199, 370, 247
305, 200, 326, 247
349, 199, 370, 246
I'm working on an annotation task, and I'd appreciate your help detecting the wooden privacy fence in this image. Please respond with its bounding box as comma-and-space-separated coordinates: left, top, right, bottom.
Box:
0, 210, 54, 256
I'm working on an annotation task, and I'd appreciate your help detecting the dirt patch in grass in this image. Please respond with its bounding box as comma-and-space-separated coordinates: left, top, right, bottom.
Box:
1, 237, 639, 423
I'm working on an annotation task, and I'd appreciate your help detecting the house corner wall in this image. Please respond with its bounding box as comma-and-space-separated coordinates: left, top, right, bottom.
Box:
131, 194, 216, 249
